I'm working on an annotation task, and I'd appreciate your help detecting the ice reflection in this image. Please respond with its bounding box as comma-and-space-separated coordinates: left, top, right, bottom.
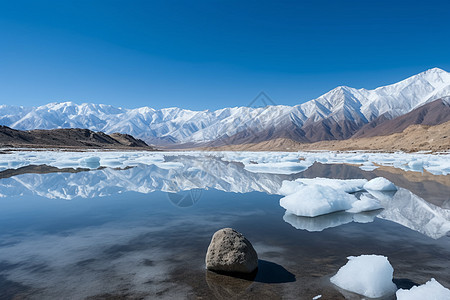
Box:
283, 210, 381, 232
282, 186, 450, 239
0, 155, 449, 239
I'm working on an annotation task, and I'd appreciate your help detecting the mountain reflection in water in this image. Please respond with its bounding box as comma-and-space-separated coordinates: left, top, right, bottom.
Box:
0, 155, 448, 239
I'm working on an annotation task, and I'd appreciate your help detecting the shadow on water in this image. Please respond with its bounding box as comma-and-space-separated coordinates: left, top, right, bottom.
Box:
207, 259, 295, 284
254, 259, 296, 283
393, 278, 418, 290
205, 260, 295, 299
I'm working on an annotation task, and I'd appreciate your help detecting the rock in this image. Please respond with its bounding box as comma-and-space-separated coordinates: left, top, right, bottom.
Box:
206, 228, 258, 274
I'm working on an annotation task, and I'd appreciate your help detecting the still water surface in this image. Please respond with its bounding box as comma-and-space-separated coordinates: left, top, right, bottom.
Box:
0, 157, 449, 299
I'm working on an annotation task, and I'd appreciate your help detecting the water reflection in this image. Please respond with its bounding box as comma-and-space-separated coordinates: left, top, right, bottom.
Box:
206, 270, 253, 300
167, 188, 203, 208
205, 260, 295, 300
0, 156, 291, 199
0, 155, 449, 240
283, 210, 381, 232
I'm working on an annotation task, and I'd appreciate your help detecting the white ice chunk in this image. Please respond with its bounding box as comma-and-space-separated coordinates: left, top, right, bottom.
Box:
352, 212, 380, 223
294, 178, 367, 193
330, 255, 397, 298
364, 177, 397, 191
279, 180, 304, 196
347, 193, 383, 213
79, 156, 100, 169
396, 278, 450, 300
279, 185, 356, 217
244, 162, 308, 175
360, 164, 379, 171
154, 162, 184, 169
408, 159, 424, 172
366, 190, 397, 203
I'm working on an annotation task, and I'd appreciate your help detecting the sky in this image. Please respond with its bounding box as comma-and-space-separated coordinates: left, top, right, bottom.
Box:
1, 0, 450, 110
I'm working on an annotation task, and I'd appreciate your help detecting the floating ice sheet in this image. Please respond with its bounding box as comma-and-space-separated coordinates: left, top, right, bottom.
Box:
293, 178, 367, 193
278, 177, 386, 217
347, 193, 383, 213
279, 184, 356, 217
364, 177, 397, 191
0, 150, 449, 175
330, 255, 397, 298
396, 278, 450, 300
217, 151, 450, 175
244, 161, 308, 175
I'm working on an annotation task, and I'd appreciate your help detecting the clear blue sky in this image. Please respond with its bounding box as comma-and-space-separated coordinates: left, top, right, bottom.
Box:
1, 0, 449, 110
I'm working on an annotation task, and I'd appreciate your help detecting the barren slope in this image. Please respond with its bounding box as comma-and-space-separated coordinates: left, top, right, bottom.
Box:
353, 98, 450, 138
0, 126, 155, 150
204, 121, 450, 152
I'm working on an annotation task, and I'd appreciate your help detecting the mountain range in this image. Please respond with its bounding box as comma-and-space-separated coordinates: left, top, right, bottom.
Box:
1, 68, 449, 148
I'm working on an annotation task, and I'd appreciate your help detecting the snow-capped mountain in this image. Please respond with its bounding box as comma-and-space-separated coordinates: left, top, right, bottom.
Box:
1, 68, 449, 146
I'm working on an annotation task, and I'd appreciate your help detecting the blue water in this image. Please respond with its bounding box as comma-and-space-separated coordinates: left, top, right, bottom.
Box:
0, 161, 449, 299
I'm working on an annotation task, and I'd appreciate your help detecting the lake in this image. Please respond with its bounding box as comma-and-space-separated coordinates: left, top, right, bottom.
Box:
0, 152, 449, 299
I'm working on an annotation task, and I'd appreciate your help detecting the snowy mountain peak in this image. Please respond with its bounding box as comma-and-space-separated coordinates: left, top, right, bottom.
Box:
0, 68, 449, 145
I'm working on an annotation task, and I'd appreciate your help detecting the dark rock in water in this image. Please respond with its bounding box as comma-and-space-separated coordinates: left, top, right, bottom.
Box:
206, 228, 258, 274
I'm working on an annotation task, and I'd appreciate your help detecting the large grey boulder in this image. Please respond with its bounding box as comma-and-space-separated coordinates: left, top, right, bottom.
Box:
206, 228, 258, 274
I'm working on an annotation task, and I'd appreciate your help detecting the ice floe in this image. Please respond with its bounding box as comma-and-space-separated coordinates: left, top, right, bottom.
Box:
346, 193, 383, 213
244, 161, 308, 175
79, 156, 101, 169
293, 178, 367, 193
0, 150, 449, 175
0, 150, 168, 171
364, 177, 397, 191
330, 255, 397, 298
396, 278, 450, 300
279, 184, 356, 217
278, 177, 392, 217
276, 175, 450, 238
217, 151, 450, 175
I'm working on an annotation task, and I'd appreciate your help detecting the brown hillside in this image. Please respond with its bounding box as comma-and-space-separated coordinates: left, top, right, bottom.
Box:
204, 120, 450, 152
0, 126, 155, 150
353, 98, 450, 138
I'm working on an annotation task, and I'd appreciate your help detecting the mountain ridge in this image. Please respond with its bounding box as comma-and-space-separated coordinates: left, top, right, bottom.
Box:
0, 126, 155, 150
1, 68, 449, 146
